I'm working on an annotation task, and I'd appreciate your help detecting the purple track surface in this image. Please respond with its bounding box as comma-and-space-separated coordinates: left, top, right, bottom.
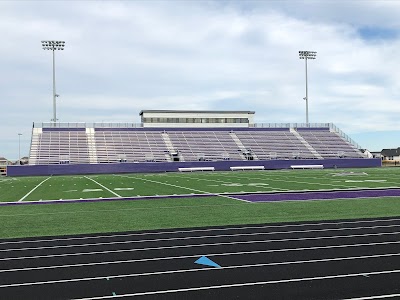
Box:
233, 188, 400, 202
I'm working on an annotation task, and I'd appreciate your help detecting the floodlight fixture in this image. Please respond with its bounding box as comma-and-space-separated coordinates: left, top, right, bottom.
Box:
298, 50, 317, 124
299, 50, 317, 59
41, 40, 66, 124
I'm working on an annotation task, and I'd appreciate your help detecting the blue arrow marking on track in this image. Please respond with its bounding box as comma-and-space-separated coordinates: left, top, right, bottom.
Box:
195, 256, 221, 268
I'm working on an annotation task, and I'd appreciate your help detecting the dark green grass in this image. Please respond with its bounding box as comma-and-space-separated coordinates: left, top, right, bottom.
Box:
1, 195, 400, 239
1, 167, 400, 239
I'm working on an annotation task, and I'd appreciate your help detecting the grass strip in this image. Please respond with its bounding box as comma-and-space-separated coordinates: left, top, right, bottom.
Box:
1, 196, 399, 239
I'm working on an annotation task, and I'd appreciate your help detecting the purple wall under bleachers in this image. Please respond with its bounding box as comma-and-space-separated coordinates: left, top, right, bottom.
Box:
7, 158, 381, 177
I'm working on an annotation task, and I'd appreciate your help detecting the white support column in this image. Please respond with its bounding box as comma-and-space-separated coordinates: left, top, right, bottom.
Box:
86, 128, 98, 164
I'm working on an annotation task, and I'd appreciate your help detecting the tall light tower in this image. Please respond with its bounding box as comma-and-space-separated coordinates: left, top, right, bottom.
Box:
299, 50, 317, 125
41, 40, 65, 124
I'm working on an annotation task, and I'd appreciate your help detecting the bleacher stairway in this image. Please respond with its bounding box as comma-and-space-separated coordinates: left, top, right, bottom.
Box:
86, 128, 98, 164
28, 127, 41, 165
229, 132, 255, 160
161, 132, 177, 162
290, 128, 323, 159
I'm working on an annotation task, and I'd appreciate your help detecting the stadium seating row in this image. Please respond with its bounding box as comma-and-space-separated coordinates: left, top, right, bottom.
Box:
29, 128, 365, 165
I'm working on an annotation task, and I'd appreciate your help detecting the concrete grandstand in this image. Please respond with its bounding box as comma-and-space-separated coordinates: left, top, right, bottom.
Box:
6, 110, 381, 176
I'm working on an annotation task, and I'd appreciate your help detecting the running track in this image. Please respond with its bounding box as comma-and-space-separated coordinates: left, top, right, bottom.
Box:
1, 217, 400, 299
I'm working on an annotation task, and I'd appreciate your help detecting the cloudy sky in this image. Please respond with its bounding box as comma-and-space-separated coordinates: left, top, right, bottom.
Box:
1, 0, 400, 159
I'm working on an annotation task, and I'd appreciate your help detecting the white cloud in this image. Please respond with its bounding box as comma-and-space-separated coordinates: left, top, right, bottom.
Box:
1, 0, 400, 158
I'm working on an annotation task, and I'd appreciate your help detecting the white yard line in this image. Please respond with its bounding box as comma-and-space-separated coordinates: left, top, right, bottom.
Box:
221, 170, 393, 191
1, 254, 400, 289
1, 217, 398, 246
1, 231, 399, 262
165, 174, 288, 192
228, 172, 359, 190
18, 177, 51, 202
1, 240, 400, 273
84, 176, 121, 197
118, 175, 210, 194
1, 224, 399, 253
72, 269, 400, 299
118, 174, 250, 202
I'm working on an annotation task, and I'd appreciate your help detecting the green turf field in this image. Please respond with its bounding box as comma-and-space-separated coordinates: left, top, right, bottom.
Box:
1, 167, 400, 239
1, 167, 400, 202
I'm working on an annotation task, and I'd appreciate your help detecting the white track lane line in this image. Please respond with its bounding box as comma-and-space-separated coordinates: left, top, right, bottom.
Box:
2, 231, 399, 262
1, 231, 400, 261
71, 269, 400, 299
119, 174, 251, 202
1, 240, 400, 273
2, 224, 399, 252
343, 294, 400, 300
84, 176, 121, 197
18, 177, 51, 202
1, 253, 400, 289
1, 217, 399, 246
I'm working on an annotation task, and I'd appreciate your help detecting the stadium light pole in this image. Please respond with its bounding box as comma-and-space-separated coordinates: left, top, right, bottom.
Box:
18, 133, 22, 164
299, 50, 317, 125
41, 40, 65, 124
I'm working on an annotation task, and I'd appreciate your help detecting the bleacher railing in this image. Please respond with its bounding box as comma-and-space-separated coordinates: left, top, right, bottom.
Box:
35, 122, 333, 129
32, 122, 362, 150
253, 123, 330, 128
329, 124, 362, 150
34, 122, 144, 128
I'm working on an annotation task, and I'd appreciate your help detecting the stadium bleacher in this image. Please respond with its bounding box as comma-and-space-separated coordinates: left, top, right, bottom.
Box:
296, 128, 364, 159
28, 124, 366, 165
168, 131, 243, 162
30, 128, 90, 165
94, 129, 170, 163
234, 129, 317, 160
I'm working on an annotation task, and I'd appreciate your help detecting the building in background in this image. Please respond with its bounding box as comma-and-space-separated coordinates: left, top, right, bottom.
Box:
140, 110, 255, 128
0, 157, 11, 176
381, 148, 400, 161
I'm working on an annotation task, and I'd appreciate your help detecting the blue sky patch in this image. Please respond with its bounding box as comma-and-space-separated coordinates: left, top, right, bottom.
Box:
358, 27, 397, 41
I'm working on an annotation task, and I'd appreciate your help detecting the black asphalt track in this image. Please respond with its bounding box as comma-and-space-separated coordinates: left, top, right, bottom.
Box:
1, 217, 400, 299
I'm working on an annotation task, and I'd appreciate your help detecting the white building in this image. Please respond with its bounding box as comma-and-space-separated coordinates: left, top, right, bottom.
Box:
139, 110, 255, 128
381, 147, 400, 161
